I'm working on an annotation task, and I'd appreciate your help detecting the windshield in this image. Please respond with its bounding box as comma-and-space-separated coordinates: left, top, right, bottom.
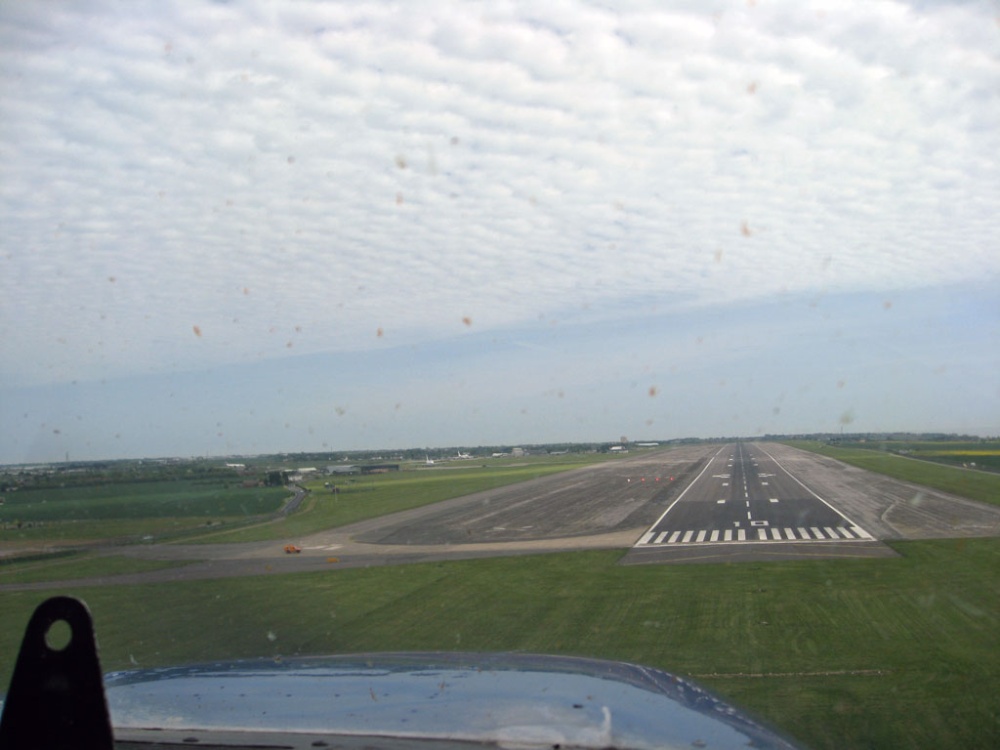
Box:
1, 2, 998, 748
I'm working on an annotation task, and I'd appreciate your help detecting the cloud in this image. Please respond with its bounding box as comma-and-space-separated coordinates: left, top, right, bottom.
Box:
0, 0, 997, 403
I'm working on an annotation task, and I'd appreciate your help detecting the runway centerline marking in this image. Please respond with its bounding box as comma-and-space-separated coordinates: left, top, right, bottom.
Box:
634, 443, 880, 549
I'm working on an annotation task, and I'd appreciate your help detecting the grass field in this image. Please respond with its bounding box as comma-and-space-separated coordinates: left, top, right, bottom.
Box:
1, 539, 997, 750
0, 480, 289, 542
196, 459, 610, 543
783, 441, 1000, 508
812, 440, 1000, 473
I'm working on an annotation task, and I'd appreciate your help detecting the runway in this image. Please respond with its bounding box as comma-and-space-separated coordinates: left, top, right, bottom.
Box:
633, 442, 873, 548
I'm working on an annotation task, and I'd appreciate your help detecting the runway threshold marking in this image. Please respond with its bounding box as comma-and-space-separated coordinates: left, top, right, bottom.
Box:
636, 524, 874, 546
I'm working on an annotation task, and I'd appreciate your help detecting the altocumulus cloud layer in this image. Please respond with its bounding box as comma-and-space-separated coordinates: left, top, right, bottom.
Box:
1, 0, 998, 460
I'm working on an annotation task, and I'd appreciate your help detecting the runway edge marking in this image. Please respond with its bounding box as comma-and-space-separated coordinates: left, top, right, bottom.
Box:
632, 445, 728, 549
755, 443, 873, 538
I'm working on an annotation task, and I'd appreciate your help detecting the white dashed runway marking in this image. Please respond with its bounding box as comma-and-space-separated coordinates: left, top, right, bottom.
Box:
637, 525, 872, 546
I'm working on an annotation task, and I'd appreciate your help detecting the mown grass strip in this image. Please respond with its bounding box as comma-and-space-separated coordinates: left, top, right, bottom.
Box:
1, 538, 996, 750
784, 440, 1000, 507
0, 553, 193, 585
0, 516, 266, 543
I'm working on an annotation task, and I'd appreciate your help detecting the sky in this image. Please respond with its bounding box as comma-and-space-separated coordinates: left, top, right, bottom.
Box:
1, 0, 998, 463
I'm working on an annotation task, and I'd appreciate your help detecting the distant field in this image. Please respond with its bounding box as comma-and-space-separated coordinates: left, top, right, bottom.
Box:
783, 441, 1000, 507
196, 457, 612, 543
1, 538, 996, 750
820, 440, 1000, 473
0, 480, 289, 542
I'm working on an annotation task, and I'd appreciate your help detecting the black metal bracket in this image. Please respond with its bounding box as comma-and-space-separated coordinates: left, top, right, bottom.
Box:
0, 596, 113, 749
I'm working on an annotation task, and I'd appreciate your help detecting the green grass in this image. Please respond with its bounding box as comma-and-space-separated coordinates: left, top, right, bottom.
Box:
0, 553, 193, 585
0, 480, 290, 542
826, 439, 1000, 473
0, 516, 253, 543
784, 441, 1000, 507
197, 461, 606, 542
1, 539, 997, 749
0, 480, 287, 522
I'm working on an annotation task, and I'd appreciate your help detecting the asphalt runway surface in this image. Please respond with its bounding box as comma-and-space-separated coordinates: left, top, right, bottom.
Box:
3, 442, 999, 589
351, 445, 713, 545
